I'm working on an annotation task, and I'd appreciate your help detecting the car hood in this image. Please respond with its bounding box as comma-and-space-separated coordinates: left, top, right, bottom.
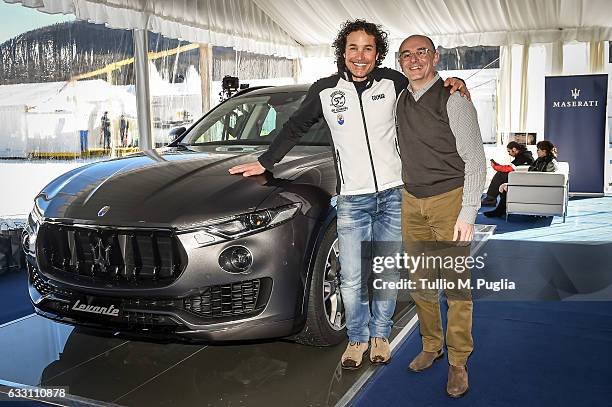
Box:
36, 145, 332, 229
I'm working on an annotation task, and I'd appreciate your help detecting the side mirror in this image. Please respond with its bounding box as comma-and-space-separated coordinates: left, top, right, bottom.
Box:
169, 127, 186, 140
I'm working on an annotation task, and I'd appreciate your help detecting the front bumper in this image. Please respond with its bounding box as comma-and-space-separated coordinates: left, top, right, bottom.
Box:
26, 214, 319, 342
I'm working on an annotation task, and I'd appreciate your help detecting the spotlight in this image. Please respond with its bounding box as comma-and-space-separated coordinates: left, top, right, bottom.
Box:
218, 246, 253, 273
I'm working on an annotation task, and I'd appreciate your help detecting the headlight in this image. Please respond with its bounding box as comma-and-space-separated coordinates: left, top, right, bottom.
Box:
24, 201, 44, 255
180, 203, 301, 248
207, 203, 301, 239
30, 198, 43, 225
30, 194, 47, 226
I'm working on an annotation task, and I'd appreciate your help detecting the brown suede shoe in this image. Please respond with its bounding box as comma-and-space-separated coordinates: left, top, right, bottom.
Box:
408, 349, 444, 372
341, 341, 369, 370
447, 365, 469, 398
369, 337, 391, 364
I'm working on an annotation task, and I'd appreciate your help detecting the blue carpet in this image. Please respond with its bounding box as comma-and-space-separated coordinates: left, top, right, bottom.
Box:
0, 269, 33, 325
476, 196, 612, 240
354, 197, 612, 406
352, 301, 612, 407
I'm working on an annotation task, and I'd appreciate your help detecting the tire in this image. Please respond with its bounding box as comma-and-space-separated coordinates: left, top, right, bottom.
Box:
294, 221, 346, 346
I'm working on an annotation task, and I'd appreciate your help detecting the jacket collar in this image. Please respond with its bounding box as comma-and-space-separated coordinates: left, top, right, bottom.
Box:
340, 66, 380, 89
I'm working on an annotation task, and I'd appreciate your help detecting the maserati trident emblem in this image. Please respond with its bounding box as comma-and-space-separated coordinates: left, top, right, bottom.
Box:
571, 88, 580, 100
90, 236, 112, 273
98, 205, 110, 217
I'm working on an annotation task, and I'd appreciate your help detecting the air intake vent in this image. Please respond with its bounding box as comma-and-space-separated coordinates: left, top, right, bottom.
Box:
30, 264, 53, 296
184, 278, 271, 320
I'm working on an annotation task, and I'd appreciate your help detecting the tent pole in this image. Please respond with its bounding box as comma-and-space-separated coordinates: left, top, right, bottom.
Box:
199, 44, 212, 114
292, 58, 301, 84
134, 29, 153, 151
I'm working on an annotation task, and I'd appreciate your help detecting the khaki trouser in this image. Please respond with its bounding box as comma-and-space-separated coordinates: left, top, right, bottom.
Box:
401, 187, 473, 367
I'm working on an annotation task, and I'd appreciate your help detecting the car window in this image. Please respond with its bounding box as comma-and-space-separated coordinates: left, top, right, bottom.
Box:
260, 108, 276, 137
184, 92, 330, 146
192, 102, 258, 143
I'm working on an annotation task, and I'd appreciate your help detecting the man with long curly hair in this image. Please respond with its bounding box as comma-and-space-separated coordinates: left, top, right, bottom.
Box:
230, 20, 466, 369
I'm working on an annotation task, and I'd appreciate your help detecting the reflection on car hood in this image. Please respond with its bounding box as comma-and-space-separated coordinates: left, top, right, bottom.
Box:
36, 145, 332, 229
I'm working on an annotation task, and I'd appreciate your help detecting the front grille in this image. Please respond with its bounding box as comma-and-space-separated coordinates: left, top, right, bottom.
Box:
37, 223, 185, 287
184, 278, 270, 320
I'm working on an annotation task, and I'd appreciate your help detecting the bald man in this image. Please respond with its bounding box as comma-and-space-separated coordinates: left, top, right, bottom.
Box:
395, 35, 486, 398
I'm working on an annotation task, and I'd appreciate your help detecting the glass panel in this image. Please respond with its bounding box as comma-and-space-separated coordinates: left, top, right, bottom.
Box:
437, 46, 500, 71
147, 34, 202, 148
0, 14, 138, 160
211, 46, 295, 108
411, 46, 502, 145
260, 107, 277, 137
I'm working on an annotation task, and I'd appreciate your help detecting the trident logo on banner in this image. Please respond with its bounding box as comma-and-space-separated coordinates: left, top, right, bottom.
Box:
571, 88, 580, 99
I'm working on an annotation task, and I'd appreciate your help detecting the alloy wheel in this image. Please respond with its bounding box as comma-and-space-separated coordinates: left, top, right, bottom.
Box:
322, 238, 345, 331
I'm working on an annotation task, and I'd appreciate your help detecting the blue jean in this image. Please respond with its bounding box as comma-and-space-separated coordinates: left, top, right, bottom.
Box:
337, 187, 402, 343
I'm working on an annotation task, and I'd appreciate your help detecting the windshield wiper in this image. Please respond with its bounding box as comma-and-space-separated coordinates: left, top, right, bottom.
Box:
186, 140, 271, 146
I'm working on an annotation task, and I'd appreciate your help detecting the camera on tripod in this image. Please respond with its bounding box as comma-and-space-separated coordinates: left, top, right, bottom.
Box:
219, 75, 249, 101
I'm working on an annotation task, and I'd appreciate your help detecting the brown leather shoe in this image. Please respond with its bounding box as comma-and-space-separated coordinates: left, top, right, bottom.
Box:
369, 337, 391, 364
408, 349, 444, 372
447, 365, 469, 398
341, 341, 369, 370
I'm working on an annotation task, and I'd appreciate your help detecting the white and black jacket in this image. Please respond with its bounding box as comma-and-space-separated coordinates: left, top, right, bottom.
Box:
258, 67, 407, 195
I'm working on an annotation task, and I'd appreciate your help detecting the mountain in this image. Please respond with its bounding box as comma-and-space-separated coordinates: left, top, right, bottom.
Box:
0, 20, 292, 86
0, 20, 198, 85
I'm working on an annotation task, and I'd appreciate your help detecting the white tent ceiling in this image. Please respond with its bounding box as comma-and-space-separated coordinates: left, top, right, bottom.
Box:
6, 0, 612, 57
256, 0, 612, 55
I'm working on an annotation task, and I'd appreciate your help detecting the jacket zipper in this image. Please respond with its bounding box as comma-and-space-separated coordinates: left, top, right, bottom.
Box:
357, 92, 379, 192
336, 149, 345, 184
394, 88, 406, 159
395, 137, 401, 158
394, 89, 406, 134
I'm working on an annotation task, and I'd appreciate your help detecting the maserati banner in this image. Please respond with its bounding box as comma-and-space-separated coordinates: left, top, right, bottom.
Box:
544, 74, 608, 194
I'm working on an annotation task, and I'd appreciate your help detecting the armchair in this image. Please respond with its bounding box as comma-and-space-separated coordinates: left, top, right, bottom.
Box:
505, 162, 570, 222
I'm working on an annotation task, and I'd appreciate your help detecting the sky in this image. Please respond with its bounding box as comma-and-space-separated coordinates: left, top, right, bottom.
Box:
0, 1, 75, 44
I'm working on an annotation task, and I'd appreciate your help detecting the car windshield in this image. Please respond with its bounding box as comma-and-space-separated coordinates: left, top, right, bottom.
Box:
181, 91, 330, 146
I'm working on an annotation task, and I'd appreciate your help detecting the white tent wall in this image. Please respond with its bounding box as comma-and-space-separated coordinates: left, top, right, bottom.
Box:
0, 161, 88, 216
25, 112, 80, 154
297, 57, 336, 85
0, 80, 138, 155
0, 106, 27, 157
506, 44, 547, 137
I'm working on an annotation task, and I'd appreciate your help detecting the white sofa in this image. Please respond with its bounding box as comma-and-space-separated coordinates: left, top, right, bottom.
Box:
506, 162, 570, 222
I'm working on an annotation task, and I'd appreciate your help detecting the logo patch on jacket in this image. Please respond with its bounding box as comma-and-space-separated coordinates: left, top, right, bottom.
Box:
337, 114, 344, 125
371, 93, 385, 101
330, 90, 348, 113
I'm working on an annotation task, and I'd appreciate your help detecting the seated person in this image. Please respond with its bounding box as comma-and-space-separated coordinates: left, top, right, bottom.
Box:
482, 141, 534, 206
484, 140, 558, 218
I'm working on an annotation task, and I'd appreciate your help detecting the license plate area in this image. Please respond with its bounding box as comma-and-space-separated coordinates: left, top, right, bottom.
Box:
70, 297, 122, 319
